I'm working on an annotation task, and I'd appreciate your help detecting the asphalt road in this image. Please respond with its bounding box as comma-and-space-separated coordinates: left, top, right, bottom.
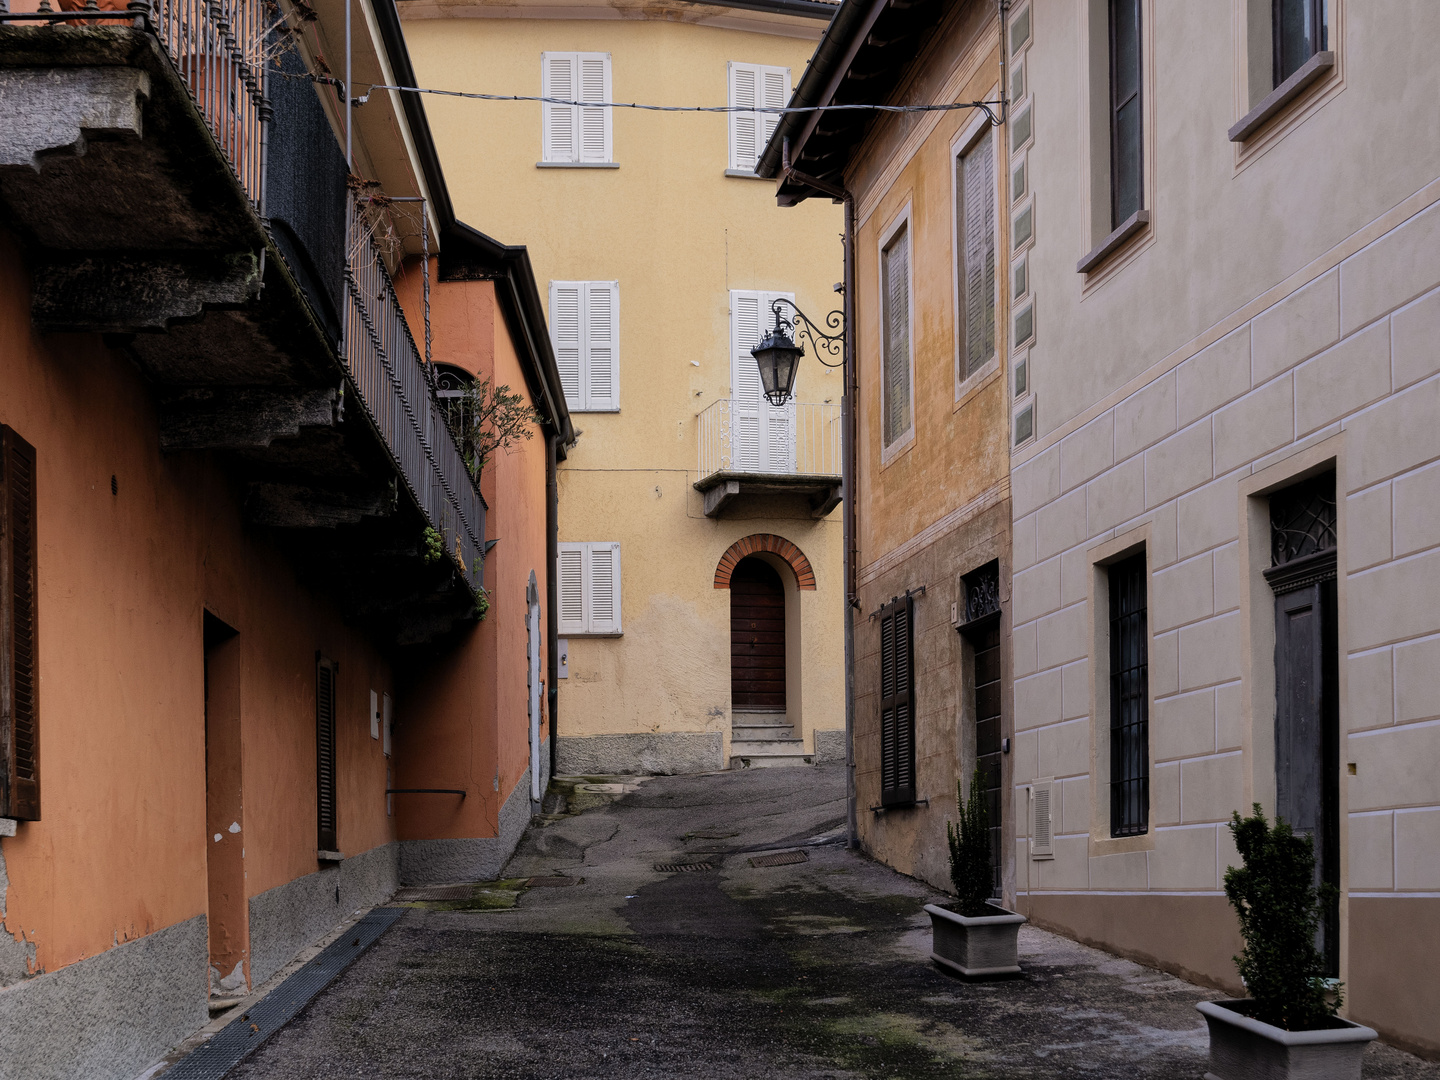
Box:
226, 766, 1439, 1079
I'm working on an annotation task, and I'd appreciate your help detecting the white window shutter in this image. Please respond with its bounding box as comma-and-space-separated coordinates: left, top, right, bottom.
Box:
1031, 778, 1054, 859
550, 282, 583, 407
731, 290, 764, 471
578, 55, 611, 163
370, 689, 380, 740
557, 544, 586, 635
586, 543, 621, 634
585, 282, 619, 410
542, 53, 578, 163
759, 67, 789, 163
382, 693, 393, 757
729, 63, 759, 171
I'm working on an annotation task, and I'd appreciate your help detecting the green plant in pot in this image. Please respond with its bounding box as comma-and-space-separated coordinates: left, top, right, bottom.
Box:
1195, 805, 1375, 1080
924, 768, 1025, 978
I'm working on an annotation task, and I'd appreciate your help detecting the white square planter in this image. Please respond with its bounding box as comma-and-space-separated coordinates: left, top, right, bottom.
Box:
924, 902, 1026, 978
1197, 1000, 1378, 1080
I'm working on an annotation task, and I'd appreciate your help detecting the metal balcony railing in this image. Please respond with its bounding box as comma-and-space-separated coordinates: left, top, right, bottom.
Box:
1, 0, 269, 205
344, 195, 485, 588
697, 398, 841, 484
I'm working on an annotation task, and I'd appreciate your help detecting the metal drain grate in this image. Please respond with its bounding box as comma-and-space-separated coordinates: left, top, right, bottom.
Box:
164, 907, 405, 1079
394, 884, 474, 902
749, 849, 809, 868
653, 861, 715, 873
686, 829, 740, 840
526, 876, 580, 887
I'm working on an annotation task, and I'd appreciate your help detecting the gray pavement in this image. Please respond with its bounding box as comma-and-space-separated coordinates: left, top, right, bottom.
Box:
228, 765, 1438, 1079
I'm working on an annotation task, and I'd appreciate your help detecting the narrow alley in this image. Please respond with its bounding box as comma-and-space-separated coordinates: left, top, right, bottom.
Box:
199, 767, 1435, 1079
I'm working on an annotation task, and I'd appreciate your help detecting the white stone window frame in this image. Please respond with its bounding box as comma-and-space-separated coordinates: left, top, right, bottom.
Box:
950, 98, 1004, 407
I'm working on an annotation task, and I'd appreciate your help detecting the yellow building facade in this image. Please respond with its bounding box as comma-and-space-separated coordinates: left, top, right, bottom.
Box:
402, 0, 847, 772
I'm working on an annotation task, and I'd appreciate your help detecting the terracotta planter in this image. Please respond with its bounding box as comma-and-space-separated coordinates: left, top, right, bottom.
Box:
1197, 1000, 1378, 1080
924, 902, 1026, 977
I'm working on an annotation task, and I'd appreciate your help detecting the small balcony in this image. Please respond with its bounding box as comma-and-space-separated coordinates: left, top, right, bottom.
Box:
0, 2, 484, 642
695, 399, 842, 518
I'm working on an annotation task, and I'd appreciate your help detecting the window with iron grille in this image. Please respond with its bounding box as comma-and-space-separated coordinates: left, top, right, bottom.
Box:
1108, 0, 1143, 230
316, 655, 338, 853
879, 595, 916, 807
1108, 553, 1148, 837
1, 426, 39, 822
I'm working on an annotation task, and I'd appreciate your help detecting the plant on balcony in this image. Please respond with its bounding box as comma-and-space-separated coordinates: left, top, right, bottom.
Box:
445, 377, 538, 481
1223, 805, 1340, 1029
1193, 805, 1374, 1080
924, 768, 1025, 978
421, 526, 444, 565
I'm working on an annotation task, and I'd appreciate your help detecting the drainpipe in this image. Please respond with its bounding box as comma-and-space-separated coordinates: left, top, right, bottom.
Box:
841, 190, 858, 850
546, 430, 560, 786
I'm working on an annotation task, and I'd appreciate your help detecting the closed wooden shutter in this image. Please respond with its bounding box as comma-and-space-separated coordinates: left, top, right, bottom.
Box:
881, 228, 911, 446
557, 544, 586, 635
878, 595, 915, 807
542, 53, 577, 162
1, 427, 39, 821
730, 289, 796, 473
1031, 778, 1054, 859
587, 543, 620, 634
550, 281, 619, 411
557, 543, 620, 634
958, 127, 996, 379
382, 692, 392, 758
315, 655, 337, 852
541, 53, 611, 163
728, 62, 790, 172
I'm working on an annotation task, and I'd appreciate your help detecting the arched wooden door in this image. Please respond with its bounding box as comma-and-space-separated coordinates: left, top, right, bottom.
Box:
730, 558, 786, 712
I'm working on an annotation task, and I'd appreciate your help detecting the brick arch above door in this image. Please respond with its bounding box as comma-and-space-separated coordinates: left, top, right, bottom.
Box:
714, 534, 816, 591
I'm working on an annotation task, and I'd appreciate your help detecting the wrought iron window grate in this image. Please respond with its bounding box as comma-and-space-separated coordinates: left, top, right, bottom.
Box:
1109, 553, 1149, 837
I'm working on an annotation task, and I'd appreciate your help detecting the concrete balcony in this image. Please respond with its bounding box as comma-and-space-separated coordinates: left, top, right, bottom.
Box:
0, 9, 484, 642
694, 398, 842, 518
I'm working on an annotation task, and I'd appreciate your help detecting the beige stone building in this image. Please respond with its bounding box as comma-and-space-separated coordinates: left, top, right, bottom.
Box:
402, 0, 847, 773
1006, 0, 1440, 1057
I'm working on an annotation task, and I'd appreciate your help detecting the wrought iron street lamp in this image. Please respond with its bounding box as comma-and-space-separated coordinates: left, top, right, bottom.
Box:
751, 298, 845, 406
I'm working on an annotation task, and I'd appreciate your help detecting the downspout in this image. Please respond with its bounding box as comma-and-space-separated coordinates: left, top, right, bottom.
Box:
546, 430, 560, 786
841, 189, 858, 850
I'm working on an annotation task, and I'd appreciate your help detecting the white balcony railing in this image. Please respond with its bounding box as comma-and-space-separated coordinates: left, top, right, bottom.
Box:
698, 398, 841, 484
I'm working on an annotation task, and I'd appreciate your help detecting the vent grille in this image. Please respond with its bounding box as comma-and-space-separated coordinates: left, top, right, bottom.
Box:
654, 862, 715, 873
749, 850, 808, 868
1031, 779, 1054, 860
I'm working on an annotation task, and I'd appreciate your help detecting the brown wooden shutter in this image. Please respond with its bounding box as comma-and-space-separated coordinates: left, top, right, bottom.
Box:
1, 427, 39, 821
879, 596, 915, 807
316, 655, 337, 852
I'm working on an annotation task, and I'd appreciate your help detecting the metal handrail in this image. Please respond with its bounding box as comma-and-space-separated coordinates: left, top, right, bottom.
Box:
343, 195, 485, 589
697, 398, 842, 483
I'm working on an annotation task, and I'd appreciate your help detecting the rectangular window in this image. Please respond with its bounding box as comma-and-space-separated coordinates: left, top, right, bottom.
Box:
316, 655, 338, 853
1108, 0, 1143, 229
956, 127, 996, 382
880, 224, 912, 448
730, 289, 797, 473
728, 62, 789, 173
0, 426, 39, 821
1108, 552, 1148, 837
1273, 0, 1326, 87
878, 595, 916, 807
550, 281, 619, 412
557, 542, 622, 635
541, 52, 612, 163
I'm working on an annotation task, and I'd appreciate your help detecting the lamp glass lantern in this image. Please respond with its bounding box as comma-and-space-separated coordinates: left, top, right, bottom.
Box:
751, 322, 804, 407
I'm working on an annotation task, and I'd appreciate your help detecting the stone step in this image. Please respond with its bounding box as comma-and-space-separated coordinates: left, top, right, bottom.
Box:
729, 738, 805, 755
731, 723, 796, 740
729, 751, 814, 769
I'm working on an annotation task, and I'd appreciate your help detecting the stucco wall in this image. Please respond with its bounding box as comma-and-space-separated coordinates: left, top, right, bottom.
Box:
403, 10, 846, 767
1012, 0, 1440, 1055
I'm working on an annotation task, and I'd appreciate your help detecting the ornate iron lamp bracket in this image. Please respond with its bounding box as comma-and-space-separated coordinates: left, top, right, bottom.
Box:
769, 298, 846, 368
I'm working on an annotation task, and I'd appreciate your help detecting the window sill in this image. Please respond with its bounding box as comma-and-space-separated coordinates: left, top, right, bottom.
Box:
536, 161, 620, 169
1077, 209, 1151, 275
566, 406, 620, 413
1229, 51, 1335, 143
561, 631, 623, 638
317, 850, 345, 863
724, 168, 770, 180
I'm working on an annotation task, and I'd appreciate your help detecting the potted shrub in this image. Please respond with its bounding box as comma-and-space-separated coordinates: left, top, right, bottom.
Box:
1197, 805, 1376, 1080
924, 768, 1025, 978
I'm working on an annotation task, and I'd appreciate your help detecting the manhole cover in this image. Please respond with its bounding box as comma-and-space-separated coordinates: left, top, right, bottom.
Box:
749, 850, 809, 868
654, 861, 715, 873
526, 876, 580, 887
394, 884, 474, 902
575, 783, 627, 794
687, 829, 740, 840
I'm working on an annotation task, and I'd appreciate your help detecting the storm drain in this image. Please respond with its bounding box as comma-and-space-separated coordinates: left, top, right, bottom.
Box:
164, 907, 405, 1079
653, 861, 715, 873
526, 876, 580, 887
749, 850, 808, 868
394, 884, 474, 902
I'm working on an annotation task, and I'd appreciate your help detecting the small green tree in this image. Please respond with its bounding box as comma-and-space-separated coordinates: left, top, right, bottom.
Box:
946, 767, 994, 917
445, 377, 538, 481
1224, 804, 1341, 1030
